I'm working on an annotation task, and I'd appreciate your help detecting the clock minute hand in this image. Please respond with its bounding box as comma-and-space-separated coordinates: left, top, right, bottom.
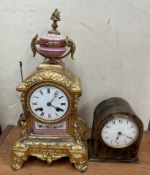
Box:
120, 133, 132, 139
49, 91, 59, 104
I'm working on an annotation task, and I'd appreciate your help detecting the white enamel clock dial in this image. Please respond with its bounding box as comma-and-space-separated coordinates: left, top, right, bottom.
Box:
29, 85, 69, 121
101, 115, 139, 148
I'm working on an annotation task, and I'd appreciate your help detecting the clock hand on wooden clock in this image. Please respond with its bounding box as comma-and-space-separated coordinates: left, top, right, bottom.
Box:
116, 131, 121, 141
116, 131, 132, 140
120, 132, 132, 139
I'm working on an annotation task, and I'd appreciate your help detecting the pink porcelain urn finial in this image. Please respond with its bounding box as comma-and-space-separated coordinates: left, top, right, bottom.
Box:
31, 9, 75, 64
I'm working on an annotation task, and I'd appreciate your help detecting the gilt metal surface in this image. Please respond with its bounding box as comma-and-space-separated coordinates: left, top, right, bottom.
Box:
11, 9, 87, 171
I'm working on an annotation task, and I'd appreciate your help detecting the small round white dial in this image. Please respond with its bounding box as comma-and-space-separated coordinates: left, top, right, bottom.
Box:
101, 115, 139, 148
29, 85, 69, 121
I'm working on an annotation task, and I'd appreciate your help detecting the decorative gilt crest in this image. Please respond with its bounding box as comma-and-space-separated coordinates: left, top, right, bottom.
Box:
16, 70, 81, 93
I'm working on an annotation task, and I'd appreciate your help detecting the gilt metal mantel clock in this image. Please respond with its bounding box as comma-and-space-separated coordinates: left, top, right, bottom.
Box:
11, 9, 88, 172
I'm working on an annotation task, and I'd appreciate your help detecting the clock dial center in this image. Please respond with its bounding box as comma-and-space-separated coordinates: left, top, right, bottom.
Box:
47, 102, 52, 106
118, 131, 122, 135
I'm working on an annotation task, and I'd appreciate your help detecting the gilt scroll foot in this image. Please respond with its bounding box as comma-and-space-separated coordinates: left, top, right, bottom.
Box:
74, 160, 88, 173
11, 150, 28, 170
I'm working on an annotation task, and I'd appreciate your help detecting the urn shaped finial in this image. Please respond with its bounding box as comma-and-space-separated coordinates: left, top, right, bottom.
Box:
31, 9, 75, 63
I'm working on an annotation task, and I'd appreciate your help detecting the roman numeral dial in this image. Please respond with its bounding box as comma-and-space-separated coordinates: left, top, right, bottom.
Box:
29, 85, 69, 121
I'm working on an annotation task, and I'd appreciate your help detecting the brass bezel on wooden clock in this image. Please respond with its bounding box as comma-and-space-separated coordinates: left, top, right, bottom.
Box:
26, 82, 73, 124
98, 113, 140, 149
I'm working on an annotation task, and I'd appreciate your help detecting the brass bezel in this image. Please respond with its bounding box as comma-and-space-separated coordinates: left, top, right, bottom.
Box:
99, 113, 140, 149
26, 81, 73, 124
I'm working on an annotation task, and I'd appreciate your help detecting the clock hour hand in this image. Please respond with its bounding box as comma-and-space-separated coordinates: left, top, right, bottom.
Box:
55, 107, 64, 112
47, 102, 64, 112
116, 131, 121, 141
51, 104, 64, 112
35, 107, 43, 111
116, 135, 120, 140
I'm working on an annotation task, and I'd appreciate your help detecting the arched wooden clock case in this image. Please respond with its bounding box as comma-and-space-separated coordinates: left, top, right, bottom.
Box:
88, 97, 143, 163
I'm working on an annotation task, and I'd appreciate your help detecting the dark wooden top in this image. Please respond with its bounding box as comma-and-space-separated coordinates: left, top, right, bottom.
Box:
0, 125, 150, 175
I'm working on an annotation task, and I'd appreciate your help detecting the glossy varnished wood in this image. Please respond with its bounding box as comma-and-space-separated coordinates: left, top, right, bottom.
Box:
0, 125, 150, 175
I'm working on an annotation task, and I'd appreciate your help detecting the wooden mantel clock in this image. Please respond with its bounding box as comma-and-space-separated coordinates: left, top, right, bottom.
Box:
88, 97, 143, 163
11, 9, 87, 172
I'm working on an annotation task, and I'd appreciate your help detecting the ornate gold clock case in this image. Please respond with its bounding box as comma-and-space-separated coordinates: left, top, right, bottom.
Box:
11, 9, 87, 172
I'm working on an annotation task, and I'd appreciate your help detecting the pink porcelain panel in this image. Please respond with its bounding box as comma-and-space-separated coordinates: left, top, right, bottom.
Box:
38, 46, 66, 58
39, 34, 66, 43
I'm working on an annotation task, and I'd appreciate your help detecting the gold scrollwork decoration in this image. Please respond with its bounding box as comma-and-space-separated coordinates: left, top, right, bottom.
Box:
17, 113, 28, 141
11, 136, 88, 172
74, 117, 87, 145
17, 71, 73, 92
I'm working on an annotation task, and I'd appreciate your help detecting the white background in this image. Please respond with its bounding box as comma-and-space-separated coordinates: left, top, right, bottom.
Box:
0, 0, 150, 130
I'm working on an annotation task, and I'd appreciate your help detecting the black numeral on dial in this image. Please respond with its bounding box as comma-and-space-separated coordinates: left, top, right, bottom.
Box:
54, 91, 59, 96
47, 88, 50, 94
119, 120, 122, 123
39, 90, 43, 95
48, 114, 51, 118
32, 102, 38, 105
61, 103, 66, 105
41, 112, 44, 116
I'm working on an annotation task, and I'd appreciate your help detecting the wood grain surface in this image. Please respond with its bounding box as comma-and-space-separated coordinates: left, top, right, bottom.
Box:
0, 125, 150, 175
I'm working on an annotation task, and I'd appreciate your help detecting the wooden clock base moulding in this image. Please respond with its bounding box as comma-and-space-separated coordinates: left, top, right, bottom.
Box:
11, 137, 88, 172
88, 139, 139, 163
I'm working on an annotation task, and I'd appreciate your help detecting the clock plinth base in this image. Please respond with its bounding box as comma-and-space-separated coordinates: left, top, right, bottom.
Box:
11, 137, 88, 172
87, 139, 139, 163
